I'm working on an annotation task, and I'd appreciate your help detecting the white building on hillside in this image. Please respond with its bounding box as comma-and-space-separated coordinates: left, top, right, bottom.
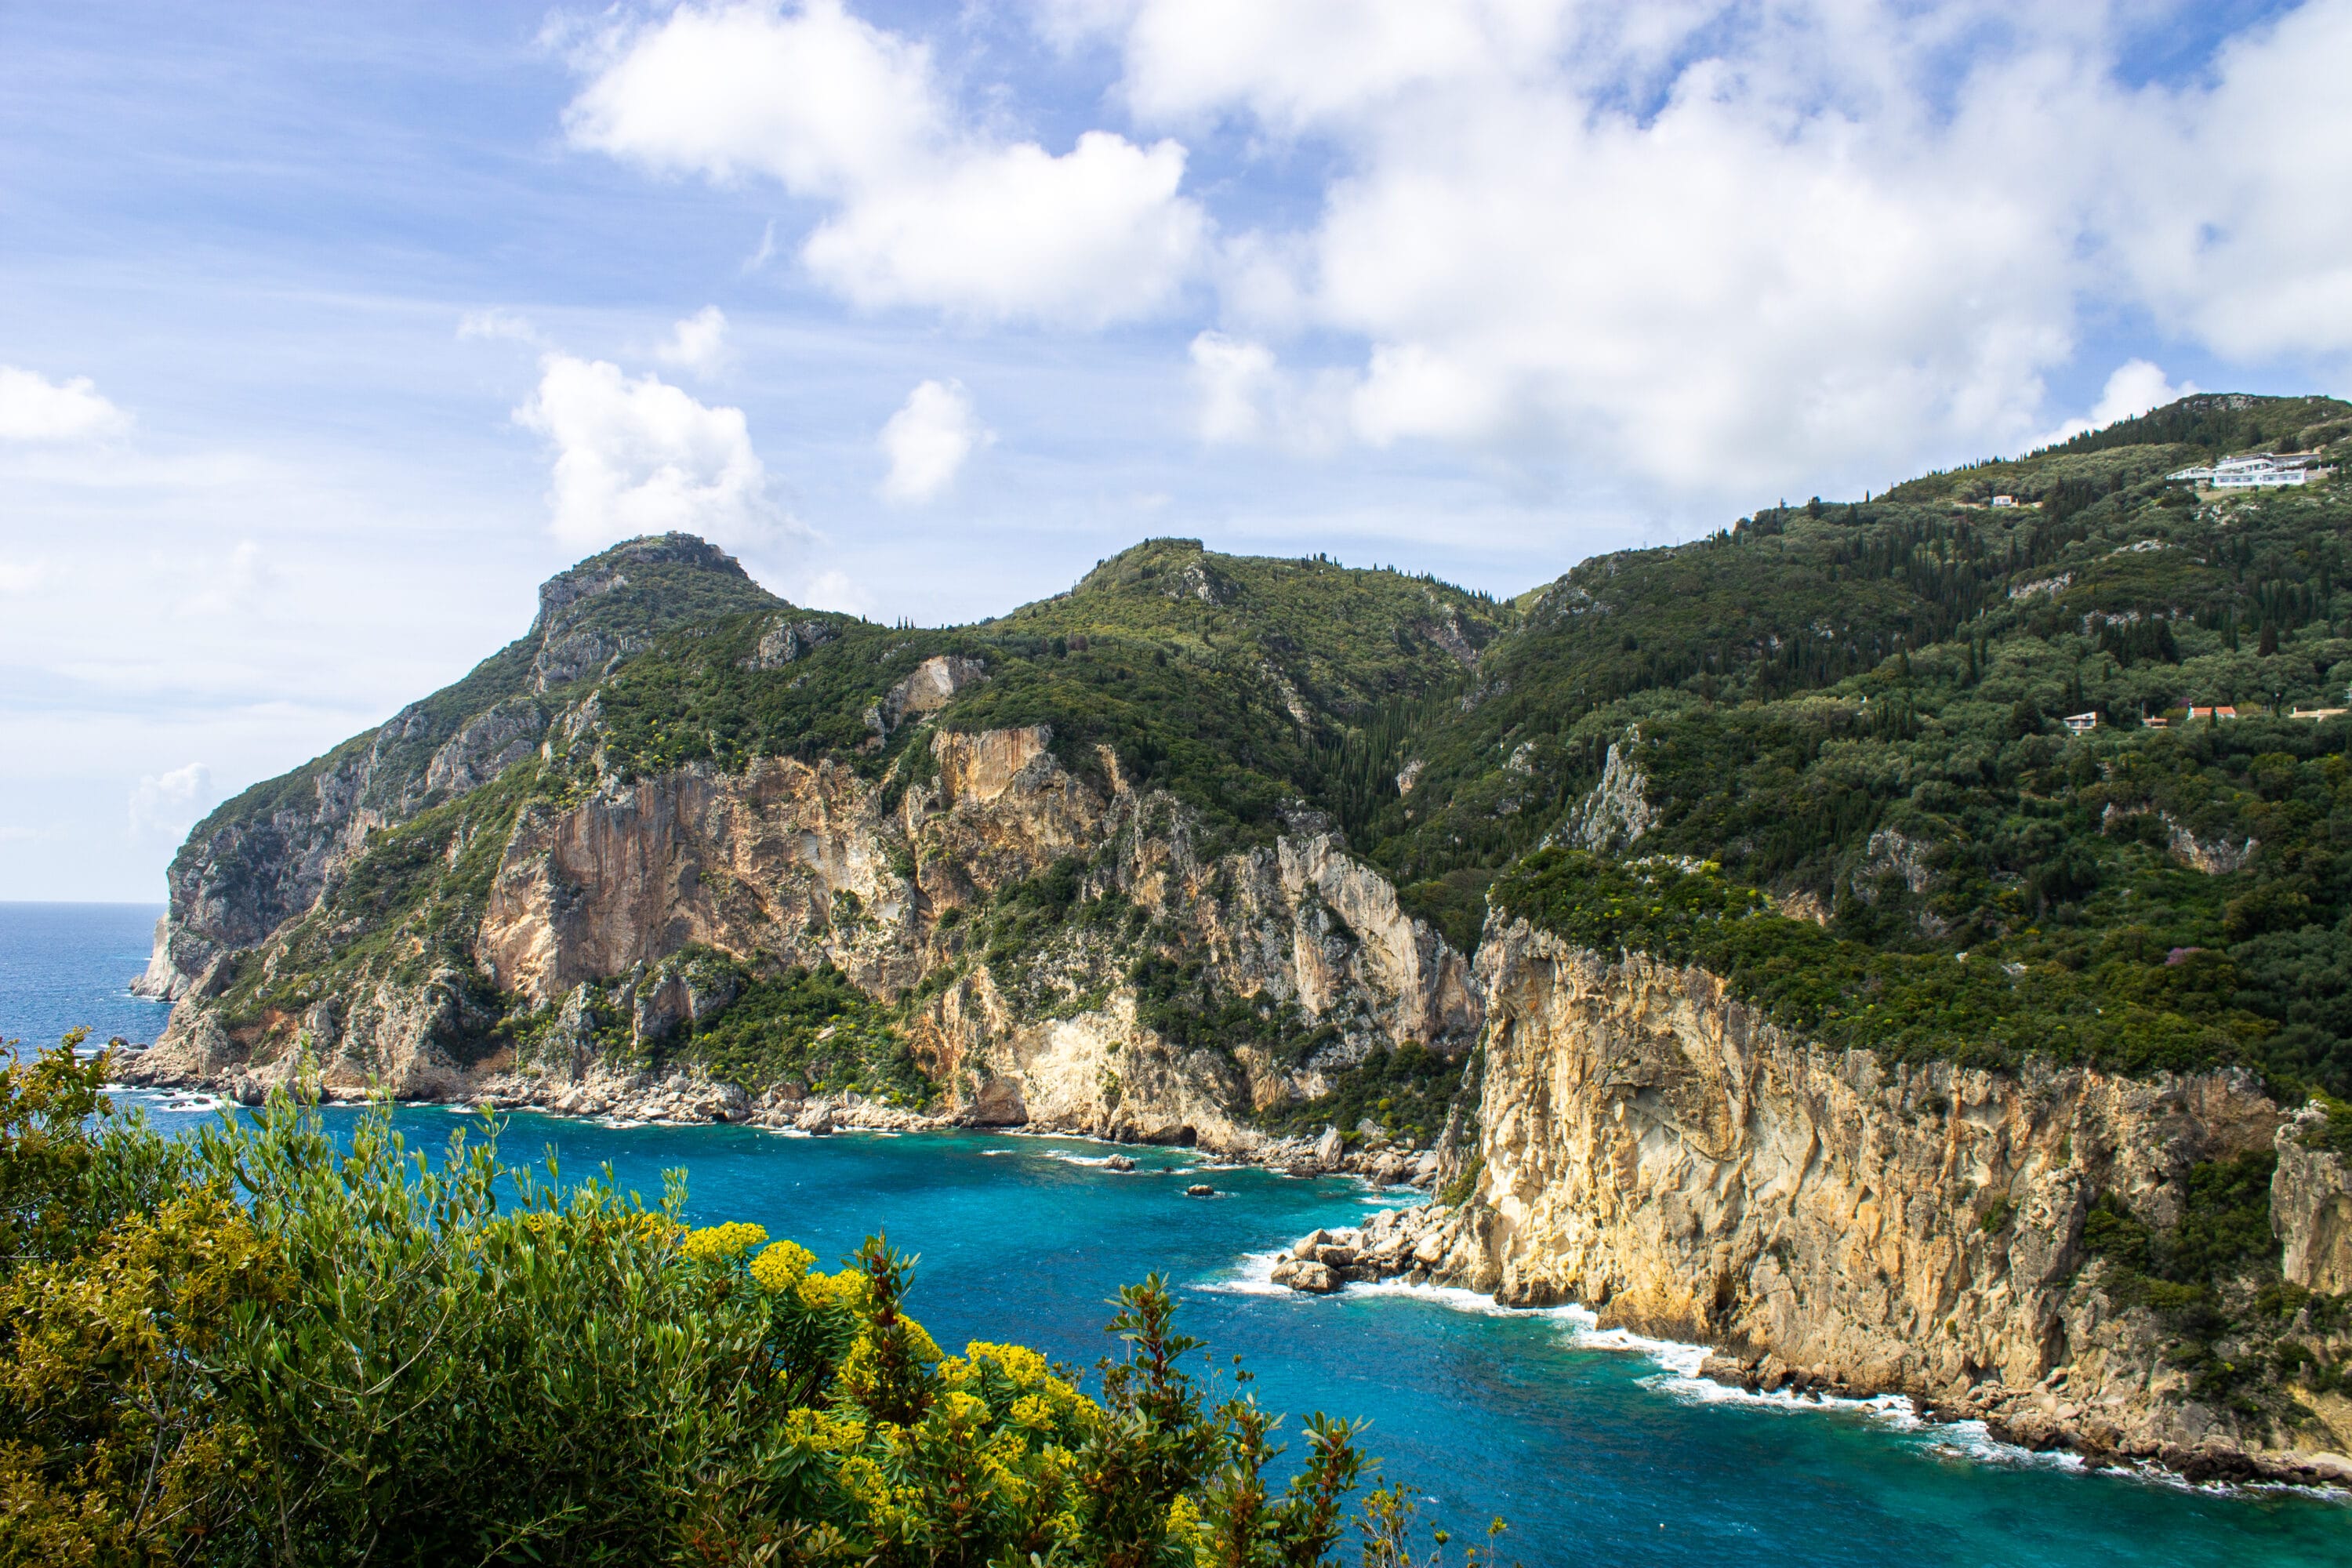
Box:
2166, 453, 2326, 488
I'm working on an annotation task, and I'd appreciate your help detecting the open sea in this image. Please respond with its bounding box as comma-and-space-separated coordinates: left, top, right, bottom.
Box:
5, 900, 2350, 1565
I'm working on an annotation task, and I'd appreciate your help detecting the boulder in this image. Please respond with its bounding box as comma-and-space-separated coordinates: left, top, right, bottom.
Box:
797, 1105, 836, 1135
1103, 1154, 1137, 1172
1185, 1184, 1216, 1197
1313, 1126, 1345, 1165
1272, 1258, 1339, 1294
1291, 1229, 1330, 1261
964, 1077, 1029, 1127
1370, 1153, 1410, 1186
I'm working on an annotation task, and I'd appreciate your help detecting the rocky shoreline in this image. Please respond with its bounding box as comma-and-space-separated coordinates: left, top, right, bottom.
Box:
1269, 1203, 2352, 1493
109, 1040, 1446, 1186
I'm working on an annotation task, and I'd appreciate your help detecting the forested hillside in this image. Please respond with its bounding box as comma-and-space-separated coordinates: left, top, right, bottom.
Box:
155, 393, 2352, 1117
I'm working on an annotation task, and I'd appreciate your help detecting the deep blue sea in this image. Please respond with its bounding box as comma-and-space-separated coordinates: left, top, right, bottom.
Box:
7, 901, 2350, 1565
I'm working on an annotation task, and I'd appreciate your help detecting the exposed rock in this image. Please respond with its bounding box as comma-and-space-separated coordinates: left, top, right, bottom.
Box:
1269, 1258, 1338, 1294
1438, 921, 2321, 1475
2165, 815, 2259, 875
2274, 1108, 2352, 1294
1312, 1126, 1345, 1165
1103, 1154, 1136, 1171
1186, 1184, 1215, 1197
1563, 737, 1655, 851
964, 1077, 1029, 1128
877, 655, 988, 731
742, 615, 838, 672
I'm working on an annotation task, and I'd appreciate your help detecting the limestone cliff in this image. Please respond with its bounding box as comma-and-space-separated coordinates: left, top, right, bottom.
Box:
1427, 921, 2351, 1481
128, 721, 1479, 1156
134, 535, 784, 1002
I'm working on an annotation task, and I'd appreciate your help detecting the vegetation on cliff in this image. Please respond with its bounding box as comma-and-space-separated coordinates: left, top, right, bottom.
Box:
151, 394, 2352, 1131
2078, 1149, 2352, 1423
1, 1041, 1485, 1566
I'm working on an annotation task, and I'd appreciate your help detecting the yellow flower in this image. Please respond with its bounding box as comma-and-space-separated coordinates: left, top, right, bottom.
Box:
749, 1239, 816, 1292
681, 1220, 769, 1263
964, 1341, 1051, 1386
796, 1267, 869, 1311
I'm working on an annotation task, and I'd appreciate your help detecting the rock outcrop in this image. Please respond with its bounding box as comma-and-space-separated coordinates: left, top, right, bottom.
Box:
1389, 920, 2348, 1482
129, 720, 1480, 1160
135, 534, 783, 1002
2275, 1109, 2352, 1294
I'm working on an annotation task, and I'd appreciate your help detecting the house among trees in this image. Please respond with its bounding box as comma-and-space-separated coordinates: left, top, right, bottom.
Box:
2165, 452, 2328, 488
2187, 704, 2240, 721
2062, 710, 2100, 733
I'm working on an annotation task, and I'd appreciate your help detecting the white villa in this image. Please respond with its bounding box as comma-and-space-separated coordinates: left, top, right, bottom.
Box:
2165, 453, 2327, 488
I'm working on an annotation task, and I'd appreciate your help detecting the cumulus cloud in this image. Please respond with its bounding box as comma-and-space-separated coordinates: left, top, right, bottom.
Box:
2110, 0, 2352, 358
0, 365, 129, 441
516, 354, 784, 547
128, 762, 212, 843
561, 0, 1204, 325
1080, 1, 2352, 500
2034, 361, 2200, 450
878, 379, 989, 504
1186, 332, 1352, 452
655, 306, 730, 376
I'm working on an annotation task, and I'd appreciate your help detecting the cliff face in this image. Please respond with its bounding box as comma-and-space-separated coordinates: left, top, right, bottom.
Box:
1438, 923, 2350, 1474
2276, 1112, 2352, 1296
131, 721, 1478, 1153
135, 535, 783, 1003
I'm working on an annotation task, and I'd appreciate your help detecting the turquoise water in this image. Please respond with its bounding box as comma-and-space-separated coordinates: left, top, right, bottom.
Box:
12, 902, 2352, 1564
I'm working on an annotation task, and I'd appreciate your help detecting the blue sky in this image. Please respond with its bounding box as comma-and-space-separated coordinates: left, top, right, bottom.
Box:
4, 0, 2350, 900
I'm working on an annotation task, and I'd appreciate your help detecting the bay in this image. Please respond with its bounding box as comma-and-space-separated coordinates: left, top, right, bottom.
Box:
9, 901, 2350, 1565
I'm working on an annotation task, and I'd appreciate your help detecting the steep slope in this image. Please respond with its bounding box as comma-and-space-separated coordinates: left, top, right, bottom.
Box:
136, 534, 793, 1000
127, 536, 1503, 1156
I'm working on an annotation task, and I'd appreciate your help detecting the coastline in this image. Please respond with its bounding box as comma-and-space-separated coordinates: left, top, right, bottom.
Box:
1258, 1203, 2352, 1494
101, 1040, 2352, 1497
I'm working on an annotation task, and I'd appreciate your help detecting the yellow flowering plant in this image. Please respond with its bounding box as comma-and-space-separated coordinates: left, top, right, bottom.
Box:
0, 1040, 1478, 1567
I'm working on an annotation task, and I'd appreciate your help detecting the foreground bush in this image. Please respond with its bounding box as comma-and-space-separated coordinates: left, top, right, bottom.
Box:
0, 1036, 1496, 1567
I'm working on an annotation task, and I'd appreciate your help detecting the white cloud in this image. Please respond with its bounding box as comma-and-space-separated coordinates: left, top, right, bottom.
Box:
878, 379, 989, 504
2110, 0, 2352, 358
0, 560, 46, 595
457, 308, 543, 345
1084, 1, 2352, 503
0, 365, 129, 441
1185, 331, 1350, 453
561, 0, 1205, 325
128, 762, 212, 843
655, 305, 730, 376
516, 354, 785, 547
792, 566, 873, 616
2033, 360, 2198, 450
743, 219, 779, 273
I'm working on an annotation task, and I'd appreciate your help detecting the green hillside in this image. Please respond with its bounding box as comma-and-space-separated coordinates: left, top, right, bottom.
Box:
187, 394, 2352, 1105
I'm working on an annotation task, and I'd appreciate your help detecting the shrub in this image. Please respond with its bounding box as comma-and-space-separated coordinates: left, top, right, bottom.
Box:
0, 1040, 1484, 1566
